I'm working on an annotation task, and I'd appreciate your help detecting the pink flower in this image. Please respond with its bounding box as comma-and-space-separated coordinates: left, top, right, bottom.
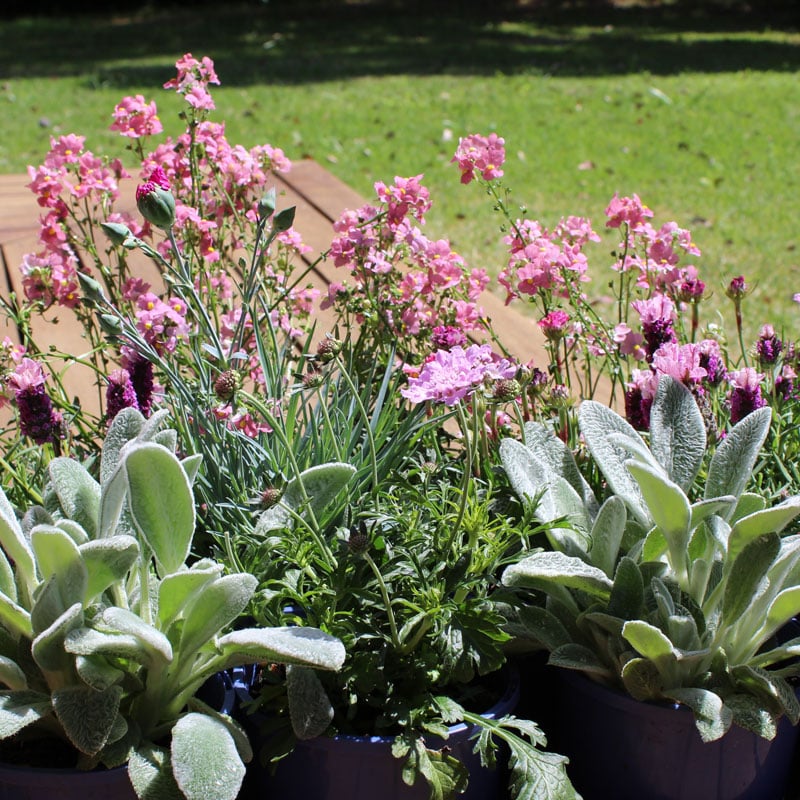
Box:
605, 193, 653, 230
451, 133, 505, 184
613, 323, 646, 360
110, 95, 163, 139
652, 342, 707, 385
375, 174, 431, 226
401, 344, 516, 406
538, 310, 570, 340
728, 367, 767, 423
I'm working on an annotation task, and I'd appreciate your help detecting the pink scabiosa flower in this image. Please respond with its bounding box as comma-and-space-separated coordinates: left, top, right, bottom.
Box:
401, 344, 516, 406
451, 133, 505, 184
105, 368, 139, 422
652, 342, 707, 386
431, 325, 468, 351
632, 294, 677, 360
728, 367, 767, 424
7, 358, 64, 445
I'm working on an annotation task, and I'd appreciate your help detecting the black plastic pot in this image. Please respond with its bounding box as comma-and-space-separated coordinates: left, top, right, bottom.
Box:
0, 671, 236, 800
232, 665, 521, 800
551, 668, 800, 800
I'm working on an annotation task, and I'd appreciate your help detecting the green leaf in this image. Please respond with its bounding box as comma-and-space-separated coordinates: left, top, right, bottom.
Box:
588, 496, 627, 578
621, 657, 663, 700
732, 665, 800, 724
578, 400, 649, 526
52, 684, 122, 755
171, 713, 246, 800
0, 590, 33, 639
31, 601, 84, 673
689, 497, 737, 531
663, 687, 732, 742
0, 690, 52, 738
128, 743, 184, 800
721, 533, 780, 629
725, 693, 778, 740
548, 643, 612, 676
94, 607, 173, 663
286, 665, 334, 740
0, 486, 36, 591
178, 573, 257, 659
763, 585, 800, 645
217, 626, 345, 671
513, 605, 573, 651
74, 654, 125, 691
505, 728, 580, 800
705, 406, 771, 502
648, 376, 706, 490
100, 407, 146, 486
48, 457, 101, 539
157, 562, 224, 630
79, 535, 140, 602
31, 525, 88, 611
607, 557, 644, 620
65, 627, 160, 667
55, 518, 90, 546
0, 656, 27, 690
124, 443, 195, 576
727, 498, 800, 568
502, 551, 613, 600
626, 461, 691, 568
622, 620, 675, 666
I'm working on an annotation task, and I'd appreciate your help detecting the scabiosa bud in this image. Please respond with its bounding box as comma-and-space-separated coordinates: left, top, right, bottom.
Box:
756, 324, 783, 365
106, 368, 139, 422
728, 367, 767, 424
214, 369, 240, 402
136, 168, 175, 230
492, 377, 521, 402
347, 522, 370, 556
315, 336, 342, 364
260, 487, 282, 509
431, 325, 468, 351
725, 275, 748, 301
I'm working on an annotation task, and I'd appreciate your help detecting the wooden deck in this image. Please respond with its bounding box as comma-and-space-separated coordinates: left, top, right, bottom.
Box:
0, 160, 557, 412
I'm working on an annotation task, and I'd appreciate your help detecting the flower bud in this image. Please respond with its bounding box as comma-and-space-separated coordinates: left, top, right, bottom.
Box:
76, 271, 106, 305
136, 180, 175, 230
258, 188, 276, 220
214, 369, 240, 402
315, 336, 342, 363
100, 221, 133, 247
272, 206, 296, 233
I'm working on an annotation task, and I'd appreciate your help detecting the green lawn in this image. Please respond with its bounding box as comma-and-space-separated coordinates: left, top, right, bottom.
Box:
1, 1, 798, 343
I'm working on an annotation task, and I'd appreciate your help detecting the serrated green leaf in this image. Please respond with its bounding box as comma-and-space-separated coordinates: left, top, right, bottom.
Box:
406, 738, 468, 800
124, 443, 195, 576
171, 713, 245, 800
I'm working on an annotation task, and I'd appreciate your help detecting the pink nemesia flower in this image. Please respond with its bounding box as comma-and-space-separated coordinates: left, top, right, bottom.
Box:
605, 193, 653, 230
110, 95, 163, 139
613, 323, 646, 360
451, 133, 506, 184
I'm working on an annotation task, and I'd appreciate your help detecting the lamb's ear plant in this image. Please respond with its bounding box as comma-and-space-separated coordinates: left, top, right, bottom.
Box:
0, 407, 346, 800
500, 375, 800, 743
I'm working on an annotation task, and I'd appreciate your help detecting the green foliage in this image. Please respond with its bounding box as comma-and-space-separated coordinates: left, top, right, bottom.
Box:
0, 409, 345, 799
500, 375, 800, 742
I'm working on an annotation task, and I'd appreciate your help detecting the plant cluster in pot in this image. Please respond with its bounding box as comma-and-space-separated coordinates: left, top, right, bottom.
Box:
0, 408, 345, 800
498, 375, 800, 800
230, 436, 581, 800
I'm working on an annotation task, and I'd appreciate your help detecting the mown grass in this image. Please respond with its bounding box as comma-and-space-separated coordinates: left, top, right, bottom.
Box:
0, 2, 798, 343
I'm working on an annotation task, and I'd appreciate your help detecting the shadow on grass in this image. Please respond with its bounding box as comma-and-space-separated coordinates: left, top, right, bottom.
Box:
0, 2, 797, 86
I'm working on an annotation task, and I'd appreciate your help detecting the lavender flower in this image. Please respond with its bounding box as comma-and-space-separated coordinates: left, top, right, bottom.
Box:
106, 368, 139, 422
632, 296, 677, 361
7, 358, 64, 445
728, 367, 767, 424
124, 351, 154, 417
756, 324, 783, 365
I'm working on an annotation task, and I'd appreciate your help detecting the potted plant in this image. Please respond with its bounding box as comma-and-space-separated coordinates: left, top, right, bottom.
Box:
0, 406, 346, 799
498, 375, 800, 799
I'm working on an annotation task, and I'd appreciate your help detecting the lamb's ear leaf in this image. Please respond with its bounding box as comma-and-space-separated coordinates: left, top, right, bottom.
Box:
100, 407, 146, 485
178, 574, 257, 659
217, 627, 346, 672
0, 690, 52, 737
649, 376, 706, 490
287, 665, 334, 740
158, 562, 224, 630
171, 713, 246, 800
30, 526, 88, 609
187, 695, 252, 764
502, 551, 613, 601
124, 443, 195, 576
705, 406, 772, 502
95, 607, 173, 663
721, 533, 780, 629
0, 486, 36, 590
79, 536, 140, 602
578, 401, 648, 526
724, 693, 778, 740
0, 657, 27, 691
588, 495, 627, 578
128, 742, 184, 800
52, 684, 122, 756
31, 601, 84, 673
663, 687, 732, 743
48, 457, 101, 539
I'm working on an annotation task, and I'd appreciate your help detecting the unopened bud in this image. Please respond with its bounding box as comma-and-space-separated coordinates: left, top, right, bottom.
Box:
136, 181, 176, 230
100, 221, 133, 247
258, 188, 276, 220
272, 206, 296, 233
